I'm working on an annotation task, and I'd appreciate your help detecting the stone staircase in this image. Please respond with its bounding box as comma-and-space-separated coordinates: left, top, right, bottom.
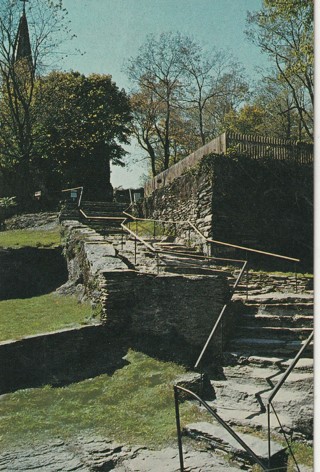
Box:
229, 292, 313, 358
79, 201, 128, 235
184, 285, 314, 468
59, 216, 313, 469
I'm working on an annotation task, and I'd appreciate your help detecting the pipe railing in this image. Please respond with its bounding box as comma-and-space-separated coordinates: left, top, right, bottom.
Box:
78, 208, 308, 470
266, 331, 313, 469
122, 214, 302, 370
174, 385, 269, 471
121, 213, 247, 272
194, 259, 247, 369
61, 186, 84, 208
187, 220, 300, 263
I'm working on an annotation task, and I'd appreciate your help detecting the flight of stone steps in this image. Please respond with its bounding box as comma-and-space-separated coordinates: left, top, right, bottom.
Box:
190, 289, 314, 461
58, 214, 313, 469
60, 200, 129, 235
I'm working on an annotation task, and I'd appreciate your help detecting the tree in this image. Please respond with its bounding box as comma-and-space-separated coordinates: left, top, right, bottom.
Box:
127, 32, 249, 176
179, 45, 249, 145
127, 32, 187, 173
246, 0, 313, 140
32, 71, 132, 200
0, 0, 73, 202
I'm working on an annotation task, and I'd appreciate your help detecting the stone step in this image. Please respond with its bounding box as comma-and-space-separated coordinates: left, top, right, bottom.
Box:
81, 211, 125, 218
224, 352, 314, 370
154, 245, 199, 255
229, 337, 313, 358
220, 363, 313, 385
248, 303, 314, 317
237, 326, 313, 341
185, 421, 287, 470
161, 266, 226, 276
234, 292, 313, 305
239, 313, 313, 328
81, 201, 128, 209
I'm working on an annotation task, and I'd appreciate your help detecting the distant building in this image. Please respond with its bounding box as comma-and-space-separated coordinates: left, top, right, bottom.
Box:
14, 1, 33, 71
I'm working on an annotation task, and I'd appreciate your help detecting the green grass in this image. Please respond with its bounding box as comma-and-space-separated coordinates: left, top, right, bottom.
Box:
126, 220, 175, 238
0, 229, 61, 248
239, 426, 313, 471
0, 293, 96, 341
0, 350, 204, 451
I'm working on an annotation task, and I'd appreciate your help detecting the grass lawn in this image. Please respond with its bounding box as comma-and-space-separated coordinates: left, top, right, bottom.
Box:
0, 350, 204, 451
126, 220, 175, 238
0, 293, 96, 341
0, 229, 61, 248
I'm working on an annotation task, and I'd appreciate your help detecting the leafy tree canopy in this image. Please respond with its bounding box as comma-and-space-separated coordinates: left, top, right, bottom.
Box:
246, 0, 313, 140
32, 71, 132, 198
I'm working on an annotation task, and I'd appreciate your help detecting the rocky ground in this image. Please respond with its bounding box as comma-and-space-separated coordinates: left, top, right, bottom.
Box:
0, 213, 314, 471
4, 212, 59, 231
0, 435, 244, 471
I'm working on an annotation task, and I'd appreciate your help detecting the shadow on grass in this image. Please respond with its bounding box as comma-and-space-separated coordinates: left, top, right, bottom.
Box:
0, 247, 68, 300
1, 326, 222, 395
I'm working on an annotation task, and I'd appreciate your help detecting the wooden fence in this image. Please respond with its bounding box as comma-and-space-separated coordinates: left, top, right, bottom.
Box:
226, 133, 313, 165
144, 132, 313, 195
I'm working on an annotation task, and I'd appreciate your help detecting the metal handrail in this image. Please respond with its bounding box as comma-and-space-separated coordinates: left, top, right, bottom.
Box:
61, 186, 84, 208
187, 220, 300, 263
124, 212, 300, 262
174, 385, 269, 471
266, 331, 313, 467
194, 259, 247, 369
120, 221, 155, 253
121, 216, 249, 274
267, 331, 313, 405
79, 208, 124, 221
123, 211, 186, 225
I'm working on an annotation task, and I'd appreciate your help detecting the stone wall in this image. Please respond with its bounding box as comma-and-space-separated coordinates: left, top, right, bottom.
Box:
0, 325, 129, 394
142, 154, 313, 270
142, 168, 214, 251
61, 222, 231, 355
101, 270, 231, 350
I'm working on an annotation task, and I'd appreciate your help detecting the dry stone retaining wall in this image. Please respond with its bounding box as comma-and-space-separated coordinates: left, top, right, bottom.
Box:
0, 325, 126, 394
142, 154, 313, 269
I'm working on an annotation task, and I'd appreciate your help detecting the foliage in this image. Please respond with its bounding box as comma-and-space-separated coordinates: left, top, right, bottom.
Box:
0, 229, 60, 248
127, 32, 249, 176
32, 71, 132, 199
0, 0, 74, 202
0, 350, 205, 450
0, 293, 95, 342
223, 105, 265, 136
246, 0, 313, 140
0, 196, 16, 209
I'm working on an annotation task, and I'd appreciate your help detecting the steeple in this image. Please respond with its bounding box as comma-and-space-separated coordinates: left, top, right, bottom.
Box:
14, 0, 32, 65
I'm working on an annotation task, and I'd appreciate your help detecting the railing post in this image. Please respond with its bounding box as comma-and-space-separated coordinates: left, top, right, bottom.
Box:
174, 387, 184, 472
157, 252, 159, 274
267, 403, 271, 469
153, 220, 156, 239
121, 226, 124, 249
295, 262, 298, 293
134, 237, 137, 265
245, 252, 249, 301
220, 318, 223, 358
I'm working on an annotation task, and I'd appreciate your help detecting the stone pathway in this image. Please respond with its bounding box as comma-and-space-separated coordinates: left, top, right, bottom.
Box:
0, 436, 242, 471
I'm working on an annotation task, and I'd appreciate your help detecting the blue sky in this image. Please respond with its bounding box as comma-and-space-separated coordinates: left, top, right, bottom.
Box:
60, 0, 267, 188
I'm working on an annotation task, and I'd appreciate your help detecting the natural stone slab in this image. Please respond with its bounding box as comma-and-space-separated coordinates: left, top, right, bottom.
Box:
185, 421, 285, 462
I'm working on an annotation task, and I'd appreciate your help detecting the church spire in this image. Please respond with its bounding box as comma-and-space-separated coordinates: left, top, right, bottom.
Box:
14, 0, 32, 65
